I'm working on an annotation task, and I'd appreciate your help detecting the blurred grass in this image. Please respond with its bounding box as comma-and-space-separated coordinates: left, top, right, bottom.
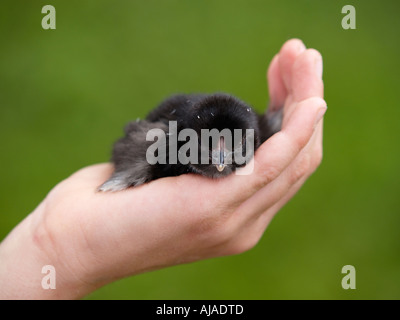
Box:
0, 0, 399, 299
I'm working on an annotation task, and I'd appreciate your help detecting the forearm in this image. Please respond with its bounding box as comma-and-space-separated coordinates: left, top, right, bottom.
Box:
0, 203, 94, 300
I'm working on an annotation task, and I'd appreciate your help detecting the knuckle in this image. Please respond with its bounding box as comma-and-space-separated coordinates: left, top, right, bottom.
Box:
290, 153, 311, 185
214, 223, 236, 246
257, 165, 281, 187
294, 132, 311, 153
310, 146, 323, 172
287, 120, 313, 154
190, 209, 234, 245
226, 234, 261, 256
282, 131, 310, 160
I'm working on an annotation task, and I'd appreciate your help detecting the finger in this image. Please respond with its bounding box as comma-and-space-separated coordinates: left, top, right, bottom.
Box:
292, 49, 324, 102
257, 167, 313, 230
223, 160, 315, 256
253, 116, 325, 226
212, 96, 327, 207
267, 54, 287, 110
278, 39, 306, 93
235, 114, 324, 222
220, 213, 273, 256
239, 173, 307, 250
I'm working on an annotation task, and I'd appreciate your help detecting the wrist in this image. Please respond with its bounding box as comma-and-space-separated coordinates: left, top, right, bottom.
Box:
0, 201, 96, 299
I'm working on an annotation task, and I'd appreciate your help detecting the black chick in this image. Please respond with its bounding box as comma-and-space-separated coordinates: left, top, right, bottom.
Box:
99, 93, 282, 192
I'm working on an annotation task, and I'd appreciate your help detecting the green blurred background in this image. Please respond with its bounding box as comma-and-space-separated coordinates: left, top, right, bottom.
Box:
1, 0, 399, 299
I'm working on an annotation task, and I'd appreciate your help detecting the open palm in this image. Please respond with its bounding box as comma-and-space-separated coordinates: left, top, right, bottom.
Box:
0, 39, 326, 299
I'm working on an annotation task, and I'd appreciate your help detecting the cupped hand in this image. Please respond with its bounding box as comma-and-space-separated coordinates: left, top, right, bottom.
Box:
0, 39, 326, 299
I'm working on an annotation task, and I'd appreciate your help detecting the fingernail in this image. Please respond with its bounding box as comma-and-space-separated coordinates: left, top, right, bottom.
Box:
315, 106, 327, 127
315, 55, 323, 78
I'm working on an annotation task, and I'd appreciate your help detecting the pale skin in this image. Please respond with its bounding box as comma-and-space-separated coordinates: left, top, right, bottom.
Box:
0, 39, 326, 299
